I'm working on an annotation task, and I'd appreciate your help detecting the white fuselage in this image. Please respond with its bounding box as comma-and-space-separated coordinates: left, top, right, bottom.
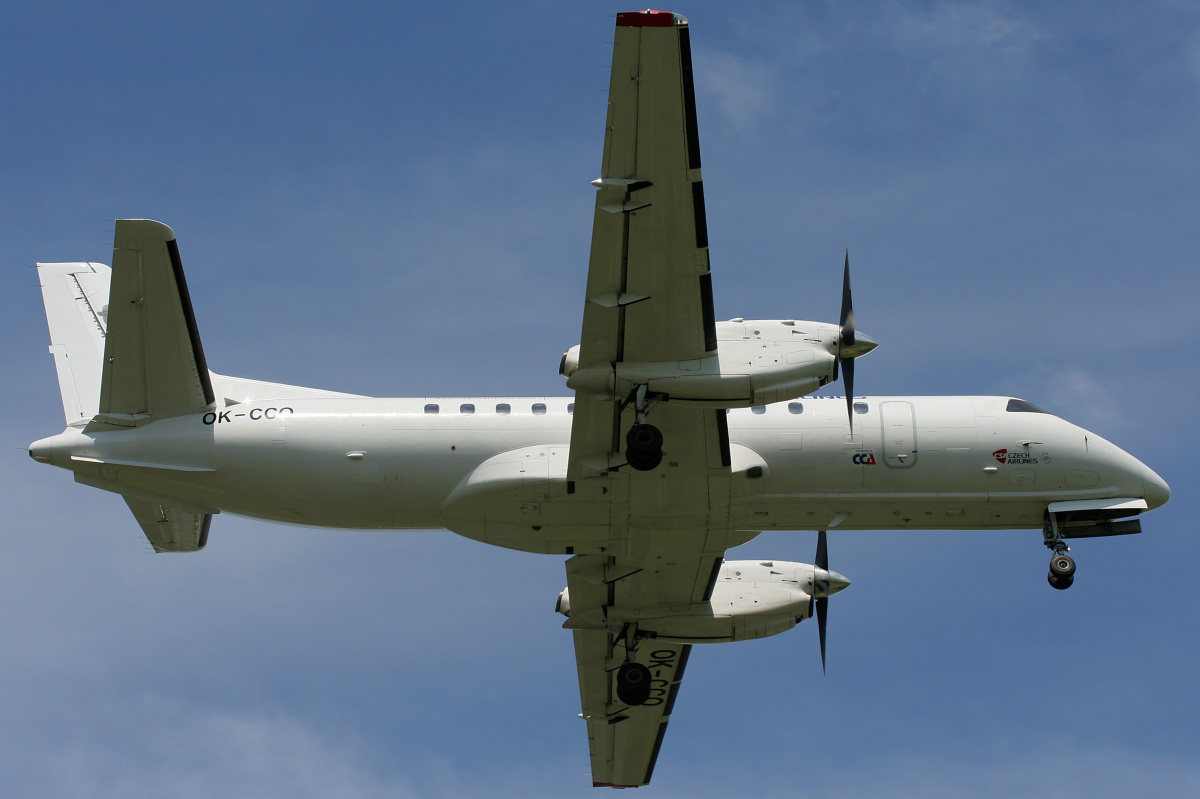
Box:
30, 393, 1166, 554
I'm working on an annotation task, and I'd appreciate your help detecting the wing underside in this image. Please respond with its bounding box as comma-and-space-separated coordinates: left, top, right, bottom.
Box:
562, 12, 738, 787
572, 627, 692, 788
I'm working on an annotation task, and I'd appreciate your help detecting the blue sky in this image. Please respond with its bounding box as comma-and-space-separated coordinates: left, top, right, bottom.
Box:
2, 1, 1198, 796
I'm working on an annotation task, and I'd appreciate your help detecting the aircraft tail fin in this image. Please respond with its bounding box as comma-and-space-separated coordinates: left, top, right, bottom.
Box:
97, 219, 215, 426
37, 262, 112, 426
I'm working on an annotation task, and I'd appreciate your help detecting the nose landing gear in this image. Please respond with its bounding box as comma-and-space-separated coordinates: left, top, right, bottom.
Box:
1044, 513, 1076, 590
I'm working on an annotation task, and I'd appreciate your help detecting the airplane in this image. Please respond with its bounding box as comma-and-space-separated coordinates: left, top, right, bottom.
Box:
27, 9, 1169, 789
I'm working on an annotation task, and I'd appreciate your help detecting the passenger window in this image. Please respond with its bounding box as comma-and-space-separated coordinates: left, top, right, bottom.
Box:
1006, 399, 1048, 413
853, 402, 868, 414
532, 403, 547, 415
788, 402, 803, 414
424, 404, 439, 415
751, 406, 766, 415
567, 403, 575, 415
496, 403, 511, 415
460, 403, 475, 415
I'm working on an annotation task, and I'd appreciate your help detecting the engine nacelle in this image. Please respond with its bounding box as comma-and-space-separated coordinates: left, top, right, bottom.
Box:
563, 318, 858, 407
558, 559, 843, 644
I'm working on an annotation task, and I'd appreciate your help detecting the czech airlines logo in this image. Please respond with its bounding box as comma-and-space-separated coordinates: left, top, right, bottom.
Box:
852, 452, 876, 465
993, 448, 1044, 465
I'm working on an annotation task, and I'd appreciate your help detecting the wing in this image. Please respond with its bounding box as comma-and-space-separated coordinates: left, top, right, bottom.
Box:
98, 219, 214, 427
123, 496, 211, 553
570, 624, 691, 788
569, 10, 722, 479
562, 12, 743, 786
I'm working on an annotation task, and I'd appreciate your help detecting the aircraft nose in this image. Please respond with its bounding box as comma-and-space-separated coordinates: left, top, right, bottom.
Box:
1141, 463, 1171, 510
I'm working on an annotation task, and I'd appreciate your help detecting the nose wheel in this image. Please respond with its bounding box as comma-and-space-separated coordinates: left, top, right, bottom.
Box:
1044, 512, 1076, 590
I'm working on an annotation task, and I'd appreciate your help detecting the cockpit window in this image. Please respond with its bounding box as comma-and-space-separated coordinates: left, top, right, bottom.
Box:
1006, 399, 1048, 414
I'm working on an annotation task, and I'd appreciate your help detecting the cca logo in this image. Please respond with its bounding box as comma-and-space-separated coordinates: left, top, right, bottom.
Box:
852, 452, 876, 465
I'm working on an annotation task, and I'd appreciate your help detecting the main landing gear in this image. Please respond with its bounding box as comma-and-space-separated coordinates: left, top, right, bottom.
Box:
613, 623, 653, 705
625, 385, 663, 472
1043, 512, 1077, 590
616, 662, 653, 705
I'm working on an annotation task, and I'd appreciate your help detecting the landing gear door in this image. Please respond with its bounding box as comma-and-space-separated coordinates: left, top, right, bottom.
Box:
880, 401, 917, 469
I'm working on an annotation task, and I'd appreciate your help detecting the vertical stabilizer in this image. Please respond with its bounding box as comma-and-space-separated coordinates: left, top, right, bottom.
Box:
99, 219, 215, 425
37, 262, 111, 426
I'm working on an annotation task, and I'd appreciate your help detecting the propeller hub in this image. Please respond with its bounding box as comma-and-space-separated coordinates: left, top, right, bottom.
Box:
839, 330, 877, 360
813, 568, 851, 597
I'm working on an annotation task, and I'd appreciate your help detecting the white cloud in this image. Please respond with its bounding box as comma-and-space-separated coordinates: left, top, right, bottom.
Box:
879, 0, 1050, 82
696, 49, 776, 132
1020, 364, 1128, 433
11, 702, 417, 799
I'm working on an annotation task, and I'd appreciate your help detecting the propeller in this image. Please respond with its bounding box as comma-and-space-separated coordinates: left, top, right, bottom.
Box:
810, 529, 851, 673
835, 251, 877, 430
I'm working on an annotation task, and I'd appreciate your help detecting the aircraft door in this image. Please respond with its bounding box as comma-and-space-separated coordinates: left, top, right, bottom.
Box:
880, 401, 917, 468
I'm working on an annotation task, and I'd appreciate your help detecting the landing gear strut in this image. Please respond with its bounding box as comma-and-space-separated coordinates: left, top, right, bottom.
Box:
613, 623, 653, 705
625, 385, 662, 472
1044, 512, 1076, 590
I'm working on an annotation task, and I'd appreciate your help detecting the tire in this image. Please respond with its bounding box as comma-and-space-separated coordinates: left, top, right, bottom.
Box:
1048, 571, 1074, 590
626, 447, 663, 472
616, 662, 653, 706
1050, 554, 1076, 578
626, 424, 664, 455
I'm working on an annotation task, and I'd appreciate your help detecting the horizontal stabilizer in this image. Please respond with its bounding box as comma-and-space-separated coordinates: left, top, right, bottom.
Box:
124, 496, 211, 552
37, 262, 111, 426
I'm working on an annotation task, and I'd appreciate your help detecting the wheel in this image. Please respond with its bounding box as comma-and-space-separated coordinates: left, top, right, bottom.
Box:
616, 662, 653, 706
626, 424, 663, 454
625, 424, 663, 471
1047, 570, 1074, 590
626, 447, 663, 472
1050, 554, 1076, 578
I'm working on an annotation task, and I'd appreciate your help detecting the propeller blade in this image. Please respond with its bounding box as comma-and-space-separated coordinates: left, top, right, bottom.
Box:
842, 356, 855, 432
839, 252, 856, 431
817, 596, 828, 673
840, 251, 855, 345
816, 530, 830, 673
